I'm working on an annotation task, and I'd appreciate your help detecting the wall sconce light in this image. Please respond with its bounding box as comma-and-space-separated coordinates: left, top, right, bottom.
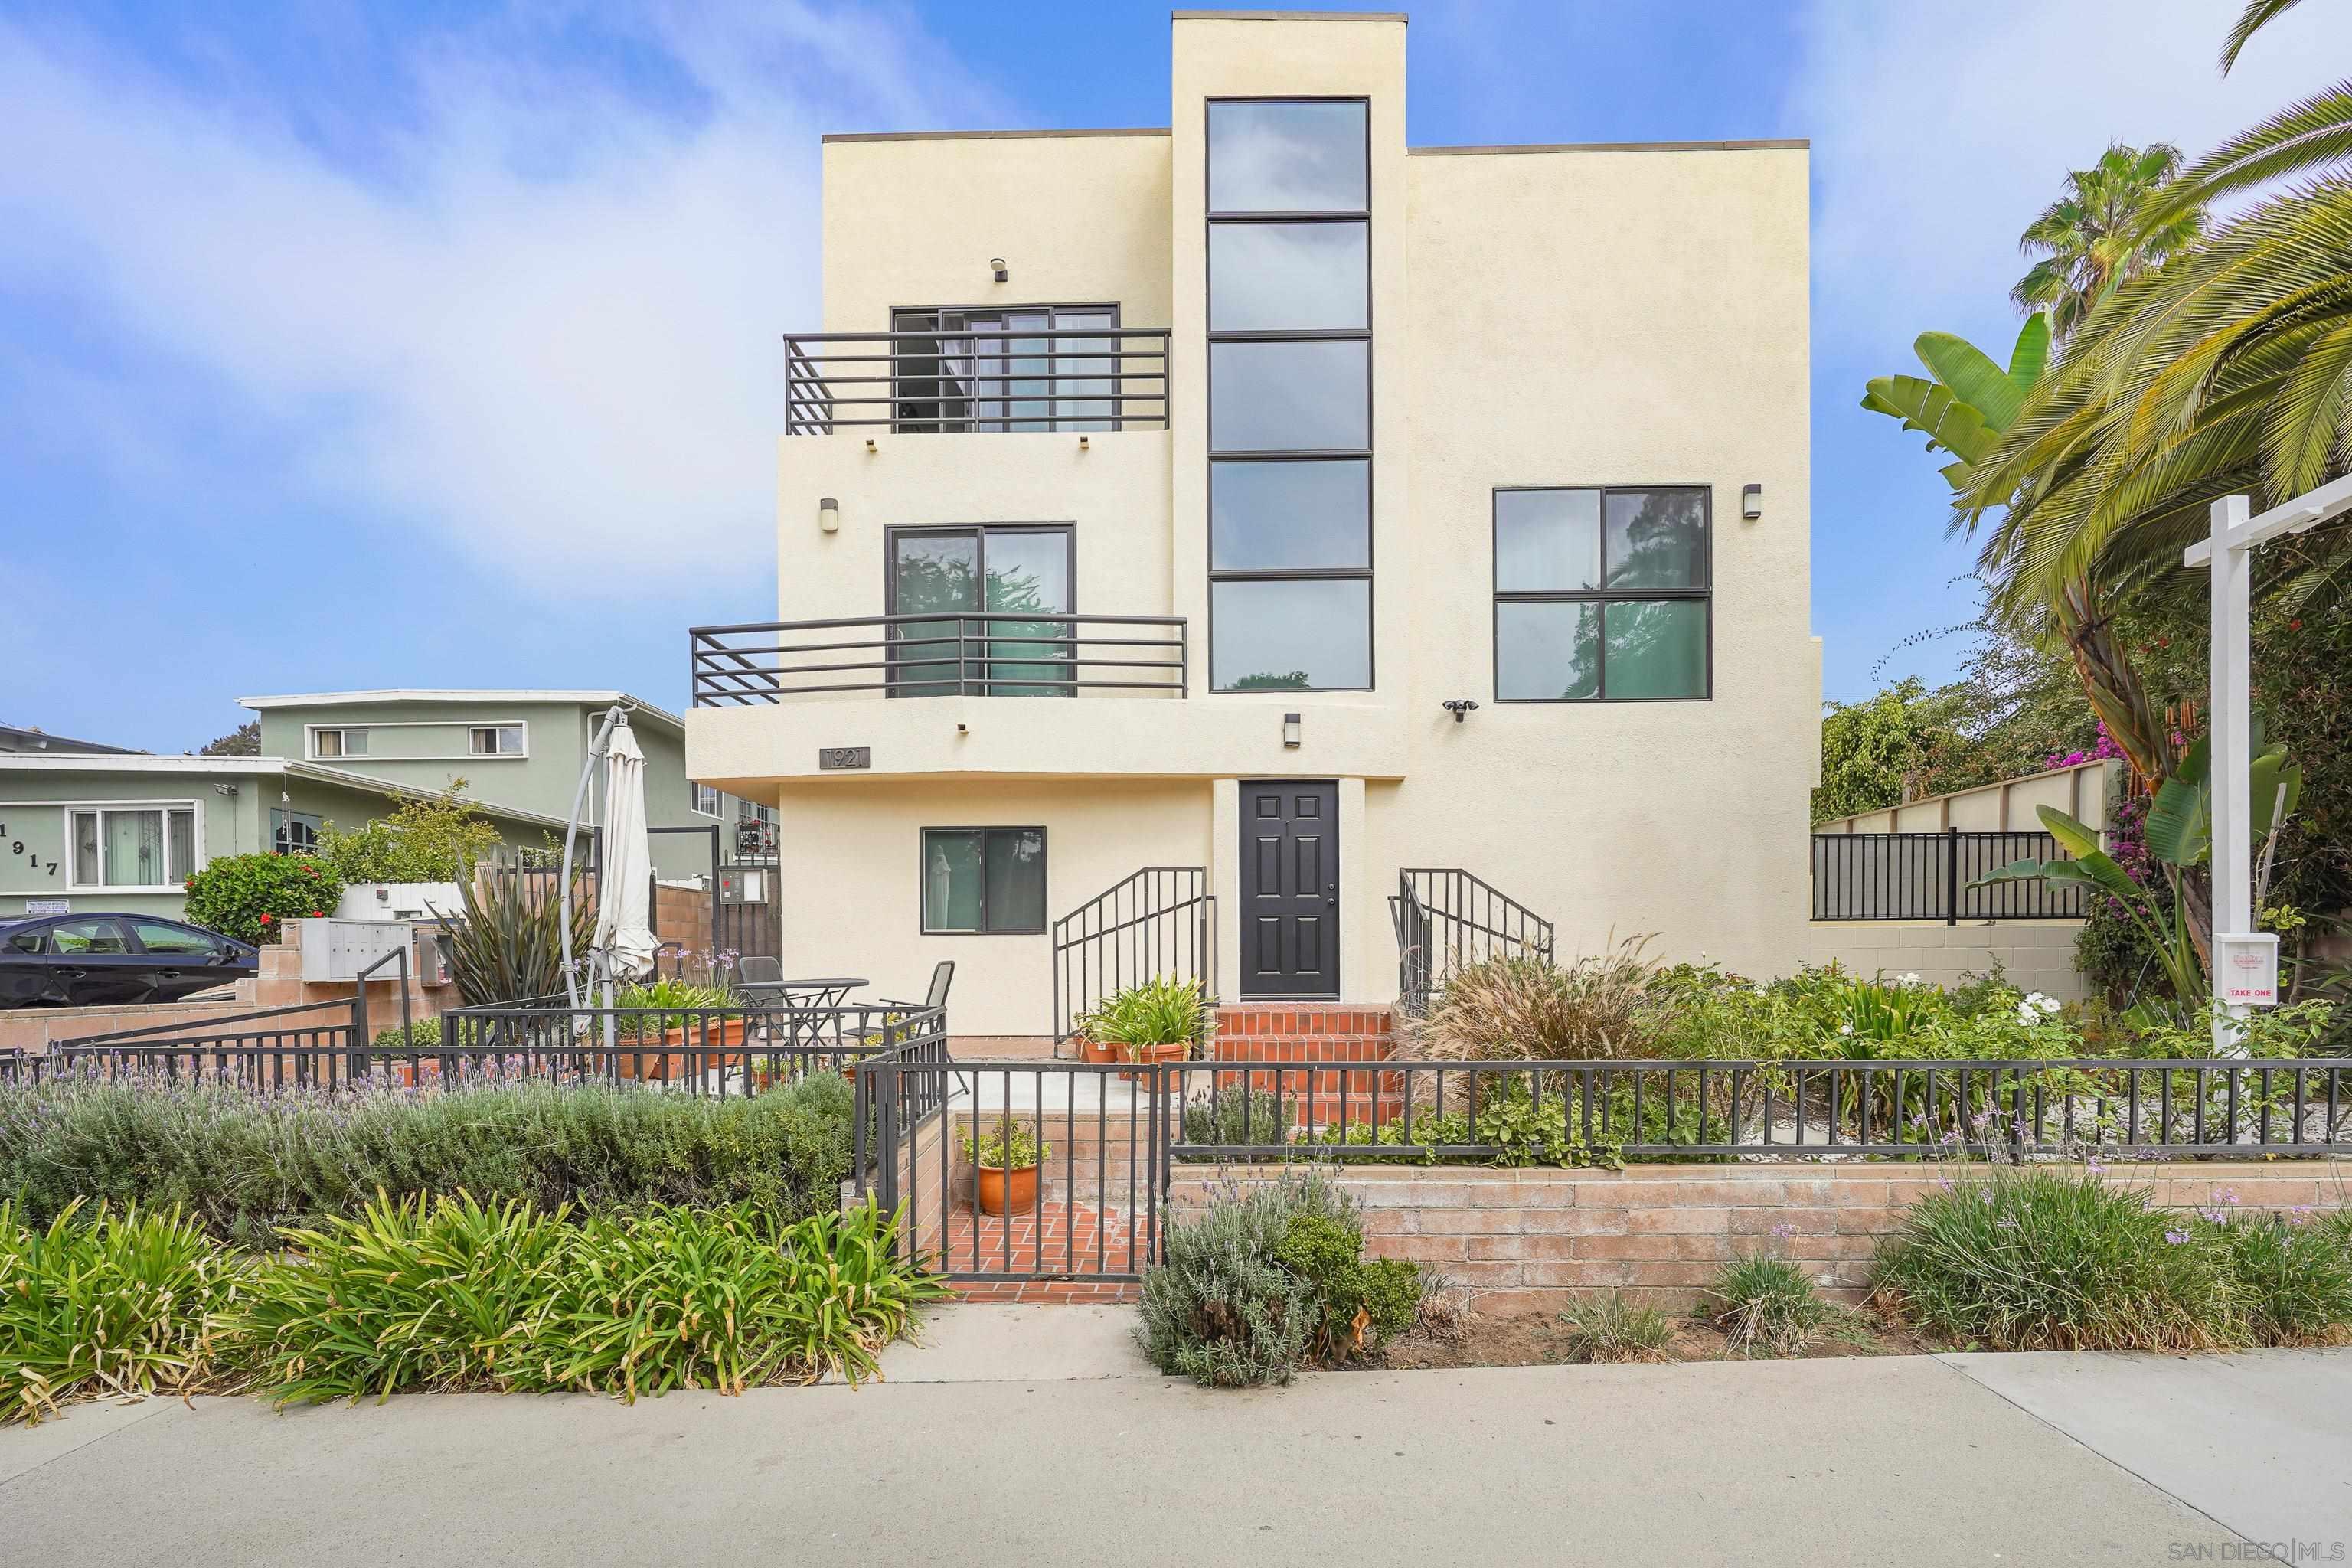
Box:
990, 256, 1008, 283
864, 439, 877, 454
1442, 699, 1479, 724
817, 496, 840, 534
1282, 712, 1302, 749
956, 723, 969, 735
1078, 435, 1089, 451
1742, 483, 1764, 520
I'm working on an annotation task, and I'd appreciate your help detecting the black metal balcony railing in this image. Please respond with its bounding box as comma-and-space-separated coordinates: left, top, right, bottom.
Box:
690, 614, 1189, 706
782, 329, 1171, 434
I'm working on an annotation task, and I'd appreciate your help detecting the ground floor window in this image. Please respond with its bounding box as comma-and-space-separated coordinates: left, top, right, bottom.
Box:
271, 808, 323, 856
920, 827, 1047, 934
68, 805, 198, 889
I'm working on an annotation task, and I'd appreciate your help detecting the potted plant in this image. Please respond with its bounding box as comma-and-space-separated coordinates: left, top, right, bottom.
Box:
1070, 1005, 1121, 1066
963, 1115, 1047, 1217
1093, 976, 1214, 1086
612, 977, 739, 1080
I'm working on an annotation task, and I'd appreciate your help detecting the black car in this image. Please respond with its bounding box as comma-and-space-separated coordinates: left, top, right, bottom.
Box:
0, 914, 257, 1008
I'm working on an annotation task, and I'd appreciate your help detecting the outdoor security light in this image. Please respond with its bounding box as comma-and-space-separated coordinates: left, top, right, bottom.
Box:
991, 256, 1008, 283
1282, 712, 1302, 749
818, 497, 840, 533
1442, 699, 1479, 724
1742, 484, 1764, 520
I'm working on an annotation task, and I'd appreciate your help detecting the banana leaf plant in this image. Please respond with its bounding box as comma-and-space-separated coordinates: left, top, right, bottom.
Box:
1860, 314, 2050, 489
1971, 731, 2301, 1018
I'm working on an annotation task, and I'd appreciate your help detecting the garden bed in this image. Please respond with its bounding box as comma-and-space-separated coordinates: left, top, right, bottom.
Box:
1377, 1305, 1936, 1370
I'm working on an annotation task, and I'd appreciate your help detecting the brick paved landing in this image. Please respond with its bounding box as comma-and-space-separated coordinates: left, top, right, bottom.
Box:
933, 1199, 1153, 1304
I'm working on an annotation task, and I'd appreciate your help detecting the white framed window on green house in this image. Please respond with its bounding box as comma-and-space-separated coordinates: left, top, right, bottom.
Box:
66, 803, 201, 891
309, 727, 370, 759
920, 827, 1046, 934
693, 783, 722, 816
468, 724, 527, 756
1492, 485, 1712, 702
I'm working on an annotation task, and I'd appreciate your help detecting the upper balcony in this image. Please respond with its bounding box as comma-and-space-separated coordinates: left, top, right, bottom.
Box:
691, 614, 1190, 707
782, 326, 1171, 436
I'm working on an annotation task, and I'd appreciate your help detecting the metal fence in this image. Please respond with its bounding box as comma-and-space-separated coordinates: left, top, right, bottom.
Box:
1811, 828, 2094, 923
688, 612, 1190, 706
1389, 867, 1557, 1017
782, 328, 1171, 434
1050, 866, 1217, 1054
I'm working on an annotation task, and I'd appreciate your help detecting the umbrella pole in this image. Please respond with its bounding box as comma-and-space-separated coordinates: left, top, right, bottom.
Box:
563, 706, 626, 1014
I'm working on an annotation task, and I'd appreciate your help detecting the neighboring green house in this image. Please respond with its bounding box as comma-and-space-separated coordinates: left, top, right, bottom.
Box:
238, 690, 766, 884
0, 754, 560, 921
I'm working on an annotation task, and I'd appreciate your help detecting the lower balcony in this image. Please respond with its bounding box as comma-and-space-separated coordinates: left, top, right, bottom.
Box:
685, 615, 1406, 785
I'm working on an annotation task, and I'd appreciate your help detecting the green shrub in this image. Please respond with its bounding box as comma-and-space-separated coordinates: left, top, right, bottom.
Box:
1871, 1168, 2247, 1351
1557, 1290, 1676, 1363
227, 1194, 944, 1404
1179, 1089, 1294, 1148
2208, 1210, 2352, 1345
1416, 938, 1663, 1062
1268, 1209, 1421, 1360
612, 977, 731, 1040
0, 1075, 855, 1246
1706, 1252, 1835, 1357
316, 785, 504, 884
0, 1200, 250, 1426
442, 859, 596, 1005
1138, 1173, 1421, 1384
182, 853, 343, 945
371, 1017, 444, 1051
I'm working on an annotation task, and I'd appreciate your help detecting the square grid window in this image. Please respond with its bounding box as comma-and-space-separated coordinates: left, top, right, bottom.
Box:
1206, 98, 1373, 694
920, 827, 1047, 934
468, 724, 527, 756
1493, 487, 1711, 702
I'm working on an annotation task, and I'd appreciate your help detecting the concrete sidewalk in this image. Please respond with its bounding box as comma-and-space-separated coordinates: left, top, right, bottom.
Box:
4, 1312, 2341, 1567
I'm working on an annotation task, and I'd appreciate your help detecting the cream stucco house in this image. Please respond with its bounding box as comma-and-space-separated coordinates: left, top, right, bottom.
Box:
688, 11, 1819, 1036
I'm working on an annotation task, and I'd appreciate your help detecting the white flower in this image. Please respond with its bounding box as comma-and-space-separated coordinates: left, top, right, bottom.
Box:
1896, 972, 1923, 986
1838, 1022, 1854, 1036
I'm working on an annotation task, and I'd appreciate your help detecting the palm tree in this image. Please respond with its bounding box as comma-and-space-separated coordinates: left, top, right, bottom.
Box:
2009, 142, 2205, 341
2221, 0, 2311, 72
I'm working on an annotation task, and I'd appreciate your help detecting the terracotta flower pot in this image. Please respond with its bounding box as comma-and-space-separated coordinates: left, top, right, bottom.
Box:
975, 1162, 1040, 1217
615, 1018, 750, 1081
1118, 1040, 1189, 1084
1076, 1036, 1119, 1065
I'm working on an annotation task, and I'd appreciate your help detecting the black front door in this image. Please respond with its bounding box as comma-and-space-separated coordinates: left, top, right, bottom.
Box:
1239, 780, 1339, 998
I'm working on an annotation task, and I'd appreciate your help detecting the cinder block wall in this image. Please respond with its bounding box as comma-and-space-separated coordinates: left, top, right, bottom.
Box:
1168, 1161, 2334, 1314
1804, 920, 2089, 1001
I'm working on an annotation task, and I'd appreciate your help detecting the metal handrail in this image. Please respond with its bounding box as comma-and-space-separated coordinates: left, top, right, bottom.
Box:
782, 328, 1171, 434
689, 612, 1190, 707
1390, 867, 1556, 1017
1050, 867, 1217, 1054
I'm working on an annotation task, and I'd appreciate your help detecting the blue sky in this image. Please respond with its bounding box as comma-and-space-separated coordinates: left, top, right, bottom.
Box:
5, 1, 2349, 753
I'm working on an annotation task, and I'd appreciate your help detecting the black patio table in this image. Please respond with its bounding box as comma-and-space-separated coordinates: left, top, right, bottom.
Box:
737, 977, 868, 1053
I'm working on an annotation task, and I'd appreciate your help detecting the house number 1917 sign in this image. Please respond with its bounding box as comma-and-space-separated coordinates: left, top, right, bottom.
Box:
818, 746, 871, 771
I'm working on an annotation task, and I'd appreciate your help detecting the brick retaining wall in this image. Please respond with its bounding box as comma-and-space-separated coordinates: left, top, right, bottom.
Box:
1166, 1161, 2343, 1314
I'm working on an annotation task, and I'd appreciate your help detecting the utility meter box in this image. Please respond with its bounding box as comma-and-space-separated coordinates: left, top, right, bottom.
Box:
2215, 931, 2280, 1007
720, 867, 768, 906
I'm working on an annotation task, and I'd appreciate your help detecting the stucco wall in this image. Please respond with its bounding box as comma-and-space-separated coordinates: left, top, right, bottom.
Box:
770, 777, 1214, 1035
1818, 760, 2118, 836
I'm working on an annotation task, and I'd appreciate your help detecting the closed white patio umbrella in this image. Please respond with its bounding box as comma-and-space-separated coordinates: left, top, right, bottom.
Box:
562, 708, 658, 1034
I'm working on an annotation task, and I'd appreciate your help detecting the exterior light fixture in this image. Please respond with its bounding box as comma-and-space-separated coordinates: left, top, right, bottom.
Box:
1742, 483, 1763, 520
1442, 699, 1479, 724
1078, 435, 1089, 450
990, 256, 1008, 283
1282, 712, 1302, 749
864, 439, 877, 454
818, 497, 840, 534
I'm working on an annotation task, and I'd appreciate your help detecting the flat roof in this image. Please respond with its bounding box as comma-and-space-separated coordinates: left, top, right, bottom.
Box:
1410, 138, 1809, 156
822, 126, 1169, 145
1172, 11, 1408, 20
0, 754, 572, 828
238, 690, 684, 732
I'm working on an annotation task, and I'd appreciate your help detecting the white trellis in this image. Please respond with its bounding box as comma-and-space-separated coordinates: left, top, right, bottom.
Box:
2186, 473, 2352, 1050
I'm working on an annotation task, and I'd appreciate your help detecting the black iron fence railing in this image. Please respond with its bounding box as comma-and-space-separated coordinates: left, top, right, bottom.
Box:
15, 997, 946, 1099
1050, 867, 1217, 1054
689, 613, 1190, 707
1388, 867, 1557, 1018
782, 328, 1171, 435
1811, 828, 2092, 923
1163, 1056, 2352, 1163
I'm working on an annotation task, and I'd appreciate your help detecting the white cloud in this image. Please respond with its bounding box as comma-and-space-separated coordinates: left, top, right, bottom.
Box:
0, 5, 1015, 590
1795, 0, 2352, 364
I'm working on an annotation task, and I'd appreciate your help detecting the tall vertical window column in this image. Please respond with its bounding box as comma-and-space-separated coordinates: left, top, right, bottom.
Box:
1206, 99, 1372, 692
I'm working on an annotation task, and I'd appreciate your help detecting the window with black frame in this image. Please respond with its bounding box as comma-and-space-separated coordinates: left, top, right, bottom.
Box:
1206, 98, 1373, 692
920, 827, 1047, 933
1492, 486, 1712, 701
886, 525, 1075, 697
889, 305, 1119, 433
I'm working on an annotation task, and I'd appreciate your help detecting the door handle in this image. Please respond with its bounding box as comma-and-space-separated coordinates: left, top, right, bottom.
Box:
57, 968, 87, 979
1325, 886, 1337, 907
155, 970, 182, 980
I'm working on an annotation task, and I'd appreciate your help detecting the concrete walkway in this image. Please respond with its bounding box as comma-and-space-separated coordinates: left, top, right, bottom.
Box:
4, 1310, 2343, 1567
